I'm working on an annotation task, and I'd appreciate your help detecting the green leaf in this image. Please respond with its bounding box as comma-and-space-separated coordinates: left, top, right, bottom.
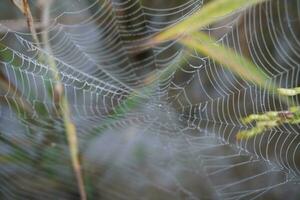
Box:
180, 32, 269, 87
152, 0, 267, 43
277, 87, 300, 96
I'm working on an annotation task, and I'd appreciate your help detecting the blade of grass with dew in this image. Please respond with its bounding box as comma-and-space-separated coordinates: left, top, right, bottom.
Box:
151, 0, 267, 44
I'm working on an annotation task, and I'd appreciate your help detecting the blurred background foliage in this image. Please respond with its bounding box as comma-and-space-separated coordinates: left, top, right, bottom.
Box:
0, 0, 300, 199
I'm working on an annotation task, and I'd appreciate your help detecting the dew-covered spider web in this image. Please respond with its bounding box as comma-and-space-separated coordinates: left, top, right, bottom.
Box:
0, 0, 300, 199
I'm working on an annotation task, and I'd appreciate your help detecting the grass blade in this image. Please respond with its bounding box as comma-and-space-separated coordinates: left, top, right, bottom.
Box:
181, 32, 269, 87
10, 1, 87, 198
151, 0, 266, 44
9, 0, 40, 47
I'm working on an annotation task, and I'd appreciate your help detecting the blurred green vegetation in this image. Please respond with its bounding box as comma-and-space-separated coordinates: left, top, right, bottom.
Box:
0, 0, 299, 199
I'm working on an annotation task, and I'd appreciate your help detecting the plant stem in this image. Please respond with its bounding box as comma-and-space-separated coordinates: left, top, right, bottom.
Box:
40, 1, 86, 199
10, 0, 87, 199
61, 97, 86, 200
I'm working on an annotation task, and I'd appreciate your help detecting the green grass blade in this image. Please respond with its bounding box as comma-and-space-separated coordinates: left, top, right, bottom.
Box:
181, 32, 269, 87
152, 0, 266, 43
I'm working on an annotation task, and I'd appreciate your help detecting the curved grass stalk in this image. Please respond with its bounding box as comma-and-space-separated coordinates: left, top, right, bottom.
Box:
180, 32, 269, 88
10, 0, 86, 199
151, 0, 267, 44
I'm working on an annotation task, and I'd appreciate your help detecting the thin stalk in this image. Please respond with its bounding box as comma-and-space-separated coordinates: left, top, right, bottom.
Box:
40, 1, 86, 199
10, 0, 86, 199
10, 0, 41, 48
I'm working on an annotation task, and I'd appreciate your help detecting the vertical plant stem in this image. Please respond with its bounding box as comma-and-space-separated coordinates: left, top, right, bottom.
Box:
61, 97, 86, 200
10, 0, 41, 48
10, 0, 87, 199
40, 1, 86, 199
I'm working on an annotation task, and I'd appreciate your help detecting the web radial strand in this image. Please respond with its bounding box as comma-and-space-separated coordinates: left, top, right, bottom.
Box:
0, 0, 300, 199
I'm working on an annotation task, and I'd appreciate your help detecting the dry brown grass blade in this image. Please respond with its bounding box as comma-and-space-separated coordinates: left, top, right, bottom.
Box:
10, 0, 40, 47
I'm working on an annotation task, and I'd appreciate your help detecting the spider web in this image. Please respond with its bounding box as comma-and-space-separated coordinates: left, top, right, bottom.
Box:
0, 0, 299, 199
